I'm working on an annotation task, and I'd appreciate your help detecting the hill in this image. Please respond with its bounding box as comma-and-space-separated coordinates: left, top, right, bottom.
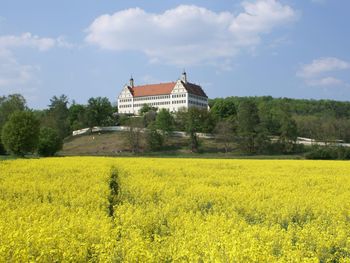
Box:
60, 131, 304, 159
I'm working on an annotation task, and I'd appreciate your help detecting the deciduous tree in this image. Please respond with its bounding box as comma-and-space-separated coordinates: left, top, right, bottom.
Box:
86, 97, 115, 127
155, 109, 174, 136
1, 111, 40, 156
37, 127, 63, 156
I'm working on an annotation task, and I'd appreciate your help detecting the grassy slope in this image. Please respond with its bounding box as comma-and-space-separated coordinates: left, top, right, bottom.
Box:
60, 132, 304, 159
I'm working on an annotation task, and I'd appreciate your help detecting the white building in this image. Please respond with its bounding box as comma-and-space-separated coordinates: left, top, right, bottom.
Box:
117, 72, 208, 115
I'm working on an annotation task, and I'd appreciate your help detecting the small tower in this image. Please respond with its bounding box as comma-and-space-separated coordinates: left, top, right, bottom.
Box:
181, 70, 187, 83
129, 76, 134, 87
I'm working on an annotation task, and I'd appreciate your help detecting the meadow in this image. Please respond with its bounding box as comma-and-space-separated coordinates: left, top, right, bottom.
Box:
1, 157, 350, 262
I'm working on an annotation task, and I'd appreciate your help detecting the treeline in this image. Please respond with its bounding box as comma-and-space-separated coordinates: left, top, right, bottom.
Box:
210, 96, 350, 143
2, 93, 350, 158
0, 94, 116, 156
122, 100, 300, 155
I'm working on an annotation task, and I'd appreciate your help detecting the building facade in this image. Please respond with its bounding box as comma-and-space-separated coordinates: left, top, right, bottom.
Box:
117, 72, 208, 115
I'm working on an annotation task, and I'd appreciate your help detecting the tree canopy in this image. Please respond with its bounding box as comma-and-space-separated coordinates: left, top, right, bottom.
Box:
1, 111, 40, 156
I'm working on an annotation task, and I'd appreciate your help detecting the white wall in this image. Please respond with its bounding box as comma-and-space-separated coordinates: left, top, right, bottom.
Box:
117, 80, 208, 115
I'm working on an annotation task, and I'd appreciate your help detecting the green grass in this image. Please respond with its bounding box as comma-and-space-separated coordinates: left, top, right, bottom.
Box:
60, 131, 305, 159
0, 155, 16, 161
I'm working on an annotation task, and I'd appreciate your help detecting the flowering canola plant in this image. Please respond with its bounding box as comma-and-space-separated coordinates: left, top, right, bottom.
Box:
1, 157, 350, 262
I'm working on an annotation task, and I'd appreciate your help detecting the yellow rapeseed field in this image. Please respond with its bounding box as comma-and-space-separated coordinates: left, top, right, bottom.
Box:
1, 157, 350, 262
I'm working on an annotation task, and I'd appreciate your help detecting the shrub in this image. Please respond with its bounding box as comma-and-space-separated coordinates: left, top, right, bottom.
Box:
37, 127, 63, 156
145, 125, 164, 151
305, 146, 350, 160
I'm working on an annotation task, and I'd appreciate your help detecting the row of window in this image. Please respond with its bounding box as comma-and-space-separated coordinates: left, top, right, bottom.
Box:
189, 100, 207, 107
189, 94, 207, 102
119, 104, 132, 108
120, 100, 207, 109
172, 94, 186, 98
135, 101, 171, 107
120, 94, 206, 103
172, 100, 186, 104
119, 98, 132, 103
134, 95, 170, 101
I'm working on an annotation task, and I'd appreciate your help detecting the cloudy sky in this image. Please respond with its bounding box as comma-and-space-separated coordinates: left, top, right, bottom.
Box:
1, 0, 349, 108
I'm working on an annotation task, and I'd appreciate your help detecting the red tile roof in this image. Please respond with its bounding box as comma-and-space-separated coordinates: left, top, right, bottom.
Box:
128, 81, 207, 98
130, 82, 175, 97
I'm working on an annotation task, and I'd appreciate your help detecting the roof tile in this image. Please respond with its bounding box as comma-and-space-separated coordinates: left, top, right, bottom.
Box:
128, 81, 207, 98
130, 82, 175, 97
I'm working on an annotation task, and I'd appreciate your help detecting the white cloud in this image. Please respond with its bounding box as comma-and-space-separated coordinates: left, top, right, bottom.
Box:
0, 32, 74, 51
85, 0, 297, 66
297, 57, 350, 78
0, 50, 39, 92
0, 32, 74, 93
297, 57, 350, 87
307, 77, 344, 87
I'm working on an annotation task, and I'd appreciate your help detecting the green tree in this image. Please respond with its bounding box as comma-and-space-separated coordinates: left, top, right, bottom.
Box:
143, 110, 157, 127
139, 104, 157, 115
37, 127, 63, 156
214, 120, 235, 153
125, 118, 143, 153
41, 95, 71, 139
1, 111, 40, 156
0, 94, 27, 154
237, 100, 260, 153
278, 104, 298, 153
211, 99, 236, 120
69, 102, 87, 130
258, 102, 280, 135
174, 109, 188, 131
145, 123, 164, 151
184, 108, 209, 152
0, 94, 27, 127
155, 109, 174, 135
86, 97, 115, 127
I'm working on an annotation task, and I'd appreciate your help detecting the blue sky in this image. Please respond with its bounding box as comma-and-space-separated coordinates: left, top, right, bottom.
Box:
0, 0, 350, 108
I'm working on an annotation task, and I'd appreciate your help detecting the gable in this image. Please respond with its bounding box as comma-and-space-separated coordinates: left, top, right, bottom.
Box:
171, 81, 187, 94
119, 85, 133, 98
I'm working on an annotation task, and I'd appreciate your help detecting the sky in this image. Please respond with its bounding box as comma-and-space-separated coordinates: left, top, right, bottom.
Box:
0, 0, 350, 109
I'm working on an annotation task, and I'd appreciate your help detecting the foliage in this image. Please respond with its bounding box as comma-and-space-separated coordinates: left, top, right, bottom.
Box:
124, 118, 144, 153
0, 94, 27, 154
236, 99, 261, 153
37, 127, 63, 156
68, 102, 87, 130
278, 103, 298, 153
305, 146, 350, 160
139, 104, 158, 115
0, 94, 27, 128
40, 95, 71, 140
210, 96, 350, 119
155, 109, 174, 135
1, 111, 40, 156
210, 98, 236, 119
214, 120, 235, 153
143, 110, 157, 127
184, 108, 205, 152
145, 124, 164, 151
86, 97, 115, 127
116, 113, 131, 126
